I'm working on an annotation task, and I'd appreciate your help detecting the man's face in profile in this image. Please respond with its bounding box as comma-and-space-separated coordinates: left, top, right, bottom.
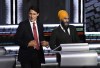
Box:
28, 9, 39, 22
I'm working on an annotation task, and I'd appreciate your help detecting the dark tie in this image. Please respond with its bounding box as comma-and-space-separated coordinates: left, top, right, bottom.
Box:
33, 23, 40, 50
63, 25, 72, 43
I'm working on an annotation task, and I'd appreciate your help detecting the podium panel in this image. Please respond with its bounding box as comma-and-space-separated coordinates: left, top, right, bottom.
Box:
60, 43, 89, 51
60, 51, 98, 66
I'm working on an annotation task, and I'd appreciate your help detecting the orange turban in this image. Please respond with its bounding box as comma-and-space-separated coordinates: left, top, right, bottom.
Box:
58, 10, 69, 20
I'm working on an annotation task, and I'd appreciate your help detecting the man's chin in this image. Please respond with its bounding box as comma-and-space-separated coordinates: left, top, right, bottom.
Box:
64, 22, 69, 25
30, 19, 35, 22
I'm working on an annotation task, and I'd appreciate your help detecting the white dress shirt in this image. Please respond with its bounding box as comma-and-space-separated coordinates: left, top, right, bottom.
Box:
60, 24, 70, 35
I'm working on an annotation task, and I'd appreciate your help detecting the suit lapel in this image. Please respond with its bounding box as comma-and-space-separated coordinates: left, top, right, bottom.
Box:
37, 21, 44, 41
26, 20, 34, 39
37, 21, 41, 40
69, 26, 73, 38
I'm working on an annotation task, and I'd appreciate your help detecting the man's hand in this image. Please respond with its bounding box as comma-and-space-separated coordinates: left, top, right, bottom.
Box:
41, 41, 49, 47
28, 40, 37, 47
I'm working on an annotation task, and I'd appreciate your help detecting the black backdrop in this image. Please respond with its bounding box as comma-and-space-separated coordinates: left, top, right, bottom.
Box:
22, 0, 65, 24
0, 0, 66, 24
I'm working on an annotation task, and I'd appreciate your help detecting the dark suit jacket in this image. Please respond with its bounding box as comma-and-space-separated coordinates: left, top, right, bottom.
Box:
49, 25, 79, 51
14, 20, 45, 63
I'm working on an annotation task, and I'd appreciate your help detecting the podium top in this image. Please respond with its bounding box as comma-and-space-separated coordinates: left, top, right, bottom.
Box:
60, 43, 88, 46
53, 43, 89, 52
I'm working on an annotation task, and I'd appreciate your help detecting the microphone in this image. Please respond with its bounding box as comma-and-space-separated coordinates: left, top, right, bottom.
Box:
51, 45, 61, 53
53, 45, 61, 51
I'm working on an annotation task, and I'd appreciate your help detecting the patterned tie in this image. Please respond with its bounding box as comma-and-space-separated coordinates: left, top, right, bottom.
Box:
33, 23, 40, 50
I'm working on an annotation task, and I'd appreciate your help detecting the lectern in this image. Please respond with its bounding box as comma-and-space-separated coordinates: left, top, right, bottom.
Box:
60, 51, 97, 66
53, 43, 98, 66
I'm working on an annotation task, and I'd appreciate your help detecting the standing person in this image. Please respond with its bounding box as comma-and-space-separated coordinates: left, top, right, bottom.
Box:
15, 6, 48, 68
49, 10, 79, 51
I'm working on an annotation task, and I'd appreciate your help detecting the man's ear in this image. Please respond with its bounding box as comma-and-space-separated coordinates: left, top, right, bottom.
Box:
37, 13, 39, 16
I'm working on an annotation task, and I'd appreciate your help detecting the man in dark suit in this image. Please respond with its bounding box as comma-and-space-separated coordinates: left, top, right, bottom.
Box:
15, 6, 48, 68
49, 10, 79, 50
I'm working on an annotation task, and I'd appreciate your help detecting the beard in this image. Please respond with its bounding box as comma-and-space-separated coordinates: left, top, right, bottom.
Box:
61, 21, 69, 26
65, 22, 69, 26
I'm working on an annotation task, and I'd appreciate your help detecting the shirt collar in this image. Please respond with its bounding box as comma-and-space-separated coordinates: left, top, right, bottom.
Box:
29, 20, 37, 24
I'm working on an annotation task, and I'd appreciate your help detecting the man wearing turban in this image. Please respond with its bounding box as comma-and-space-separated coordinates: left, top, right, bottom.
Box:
49, 10, 79, 50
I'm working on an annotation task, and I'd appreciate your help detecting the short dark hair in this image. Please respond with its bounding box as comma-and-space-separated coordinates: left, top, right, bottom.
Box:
28, 6, 39, 13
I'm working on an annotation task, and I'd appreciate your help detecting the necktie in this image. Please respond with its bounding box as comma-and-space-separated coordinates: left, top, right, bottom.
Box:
33, 23, 40, 50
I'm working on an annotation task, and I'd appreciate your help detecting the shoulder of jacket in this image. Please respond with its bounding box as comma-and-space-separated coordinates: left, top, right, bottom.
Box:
52, 26, 61, 32
19, 20, 29, 25
69, 25, 75, 28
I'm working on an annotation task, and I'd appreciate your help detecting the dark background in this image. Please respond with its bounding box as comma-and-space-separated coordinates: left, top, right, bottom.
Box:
22, 0, 65, 24
0, 0, 66, 24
